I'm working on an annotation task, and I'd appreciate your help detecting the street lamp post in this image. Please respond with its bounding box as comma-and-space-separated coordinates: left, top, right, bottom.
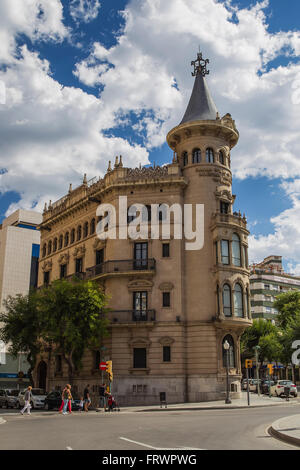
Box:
223, 340, 232, 404
254, 345, 261, 396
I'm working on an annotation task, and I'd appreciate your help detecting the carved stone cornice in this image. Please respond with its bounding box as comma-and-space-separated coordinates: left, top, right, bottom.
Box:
58, 252, 70, 265
159, 282, 174, 291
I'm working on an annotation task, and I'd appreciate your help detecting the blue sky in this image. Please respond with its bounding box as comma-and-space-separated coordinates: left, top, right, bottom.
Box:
0, 0, 300, 272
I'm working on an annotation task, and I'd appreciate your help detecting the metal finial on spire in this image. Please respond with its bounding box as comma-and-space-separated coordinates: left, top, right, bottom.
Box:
191, 51, 209, 77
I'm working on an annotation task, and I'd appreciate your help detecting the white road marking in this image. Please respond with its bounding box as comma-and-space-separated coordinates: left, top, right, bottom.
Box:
119, 437, 204, 450
0, 418, 6, 425
66, 446, 73, 450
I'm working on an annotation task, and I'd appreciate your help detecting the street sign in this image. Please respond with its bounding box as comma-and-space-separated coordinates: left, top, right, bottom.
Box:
99, 361, 107, 371
245, 359, 253, 368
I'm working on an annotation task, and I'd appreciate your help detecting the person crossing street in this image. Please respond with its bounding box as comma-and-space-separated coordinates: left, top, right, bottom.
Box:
20, 386, 33, 415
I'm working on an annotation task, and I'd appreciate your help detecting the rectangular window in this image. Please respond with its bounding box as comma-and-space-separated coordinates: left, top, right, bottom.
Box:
215, 241, 218, 264
163, 292, 171, 307
163, 346, 171, 362
55, 355, 62, 373
134, 242, 148, 269
220, 201, 229, 214
75, 258, 83, 273
133, 348, 147, 369
264, 284, 270, 290
162, 243, 170, 258
221, 240, 229, 265
44, 271, 50, 286
96, 249, 104, 265
133, 292, 147, 319
243, 245, 248, 268
60, 264, 67, 279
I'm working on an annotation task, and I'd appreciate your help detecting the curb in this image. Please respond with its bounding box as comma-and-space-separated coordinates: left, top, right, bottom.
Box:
269, 426, 300, 448
136, 403, 298, 412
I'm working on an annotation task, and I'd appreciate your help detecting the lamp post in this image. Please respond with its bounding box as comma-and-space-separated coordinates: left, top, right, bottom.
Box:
254, 345, 261, 396
223, 340, 232, 404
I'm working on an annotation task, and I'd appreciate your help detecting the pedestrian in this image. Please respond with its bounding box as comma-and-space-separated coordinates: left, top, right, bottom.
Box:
66, 384, 72, 414
59, 386, 67, 414
99, 383, 107, 410
62, 385, 71, 415
83, 384, 91, 412
79, 396, 84, 412
20, 386, 33, 415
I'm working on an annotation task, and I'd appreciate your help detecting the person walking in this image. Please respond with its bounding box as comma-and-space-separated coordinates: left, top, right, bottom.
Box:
83, 384, 91, 412
62, 385, 71, 415
20, 386, 33, 415
99, 383, 107, 411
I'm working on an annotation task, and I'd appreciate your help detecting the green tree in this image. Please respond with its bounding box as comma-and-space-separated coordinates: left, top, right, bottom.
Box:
0, 291, 43, 386
273, 291, 300, 329
38, 278, 110, 383
258, 332, 283, 363
241, 318, 278, 362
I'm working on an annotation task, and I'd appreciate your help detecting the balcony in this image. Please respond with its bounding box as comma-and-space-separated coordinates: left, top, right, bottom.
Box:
85, 259, 156, 280
211, 212, 248, 231
64, 272, 86, 281
109, 309, 156, 324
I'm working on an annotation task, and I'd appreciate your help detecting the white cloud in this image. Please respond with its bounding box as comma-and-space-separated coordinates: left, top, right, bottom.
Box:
70, 0, 101, 24
0, 0, 69, 63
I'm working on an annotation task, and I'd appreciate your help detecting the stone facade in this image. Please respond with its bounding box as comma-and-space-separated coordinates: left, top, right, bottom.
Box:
34, 56, 252, 405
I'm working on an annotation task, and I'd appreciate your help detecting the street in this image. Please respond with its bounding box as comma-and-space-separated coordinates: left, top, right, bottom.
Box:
0, 404, 299, 450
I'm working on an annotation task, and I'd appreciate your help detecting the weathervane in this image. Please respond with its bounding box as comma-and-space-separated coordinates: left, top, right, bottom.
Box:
191, 51, 210, 77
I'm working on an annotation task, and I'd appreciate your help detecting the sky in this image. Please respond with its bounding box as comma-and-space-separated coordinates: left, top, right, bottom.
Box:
0, 0, 300, 272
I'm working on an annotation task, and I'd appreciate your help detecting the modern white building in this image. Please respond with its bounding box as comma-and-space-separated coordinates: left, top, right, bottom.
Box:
0, 209, 42, 388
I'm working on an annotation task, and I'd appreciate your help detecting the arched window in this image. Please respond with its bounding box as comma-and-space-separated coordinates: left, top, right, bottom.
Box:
64, 232, 69, 247
217, 284, 220, 316
182, 151, 188, 166
234, 283, 244, 317
47, 240, 52, 256
42, 244, 46, 258
59, 235, 63, 250
83, 222, 89, 238
90, 218, 96, 235
77, 225, 82, 241
223, 284, 232, 317
192, 148, 201, 164
53, 238, 57, 253
219, 151, 224, 165
232, 233, 241, 267
206, 148, 214, 163
71, 229, 75, 244
222, 335, 235, 368
245, 287, 250, 318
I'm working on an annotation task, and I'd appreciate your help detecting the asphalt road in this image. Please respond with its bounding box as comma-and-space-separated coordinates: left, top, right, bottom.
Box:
0, 405, 299, 450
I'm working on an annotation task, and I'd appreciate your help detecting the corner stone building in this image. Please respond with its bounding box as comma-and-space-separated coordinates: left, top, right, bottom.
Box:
34, 54, 252, 405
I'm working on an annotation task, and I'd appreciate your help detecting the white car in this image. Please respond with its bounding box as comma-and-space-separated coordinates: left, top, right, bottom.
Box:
270, 380, 298, 398
18, 388, 47, 409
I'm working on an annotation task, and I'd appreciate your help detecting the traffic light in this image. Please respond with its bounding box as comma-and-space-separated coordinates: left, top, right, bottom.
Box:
106, 360, 113, 382
267, 364, 273, 375
245, 359, 253, 369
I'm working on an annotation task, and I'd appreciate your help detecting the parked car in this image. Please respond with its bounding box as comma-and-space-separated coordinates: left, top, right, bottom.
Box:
249, 379, 262, 392
18, 388, 47, 409
5, 389, 20, 408
270, 380, 298, 398
261, 379, 275, 394
44, 391, 81, 411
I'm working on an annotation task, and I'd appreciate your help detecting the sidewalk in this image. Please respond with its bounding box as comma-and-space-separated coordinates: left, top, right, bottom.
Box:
118, 392, 299, 413
270, 415, 300, 447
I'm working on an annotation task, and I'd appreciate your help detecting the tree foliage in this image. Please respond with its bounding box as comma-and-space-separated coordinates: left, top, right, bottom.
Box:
0, 278, 110, 385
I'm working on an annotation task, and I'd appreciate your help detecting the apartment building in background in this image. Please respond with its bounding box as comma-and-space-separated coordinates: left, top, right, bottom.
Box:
250, 256, 300, 321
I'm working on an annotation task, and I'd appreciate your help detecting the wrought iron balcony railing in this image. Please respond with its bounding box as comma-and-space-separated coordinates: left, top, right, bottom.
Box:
109, 309, 156, 323
86, 259, 156, 279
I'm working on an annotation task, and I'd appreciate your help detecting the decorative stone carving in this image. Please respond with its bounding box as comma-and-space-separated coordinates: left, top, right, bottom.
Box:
158, 336, 175, 346
73, 245, 86, 259
42, 260, 52, 272
128, 279, 153, 291
159, 282, 174, 291
58, 252, 70, 265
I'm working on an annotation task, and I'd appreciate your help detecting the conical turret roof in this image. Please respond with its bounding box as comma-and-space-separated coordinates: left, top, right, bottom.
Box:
180, 72, 218, 124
